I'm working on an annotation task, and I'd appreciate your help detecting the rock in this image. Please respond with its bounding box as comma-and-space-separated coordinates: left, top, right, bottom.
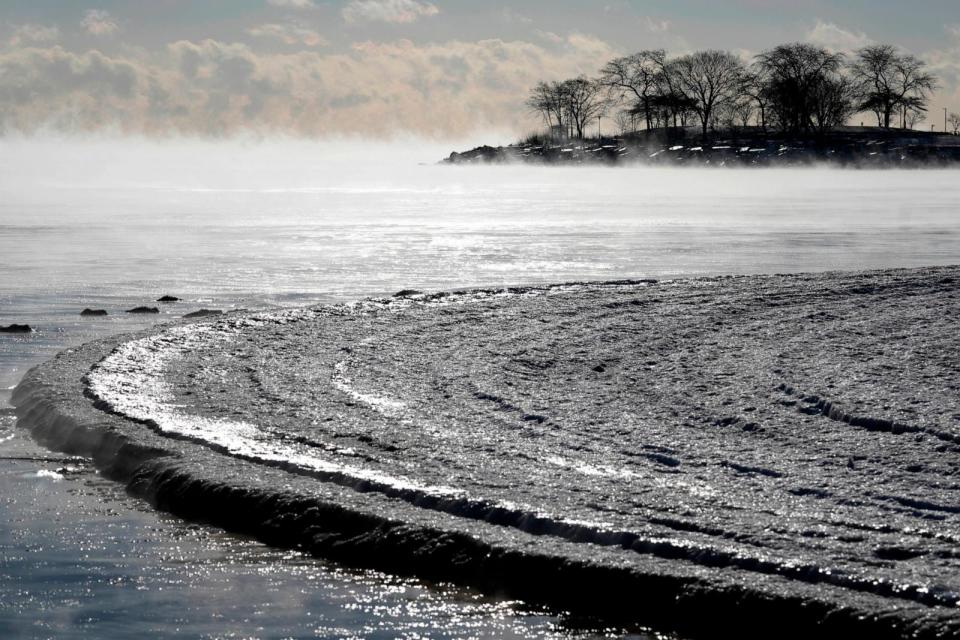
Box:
183, 309, 222, 319
80, 309, 108, 317
0, 324, 31, 333
393, 289, 423, 298
126, 306, 159, 314
157, 295, 180, 303
445, 145, 510, 164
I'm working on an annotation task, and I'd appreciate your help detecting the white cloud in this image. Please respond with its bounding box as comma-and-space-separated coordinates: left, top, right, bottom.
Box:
8, 23, 60, 47
266, 0, 316, 8
248, 22, 327, 47
342, 0, 439, 24
82, 9, 119, 36
564, 33, 614, 62
922, 30, 960, 116
535, 30, 564, 46
0, 35, 617, 138
805, 20, 870, 53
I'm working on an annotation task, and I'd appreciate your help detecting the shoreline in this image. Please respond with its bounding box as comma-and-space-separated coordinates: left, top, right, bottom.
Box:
13, 266, 960, 639
0, 417, 575, 639
444, 128, 960, 167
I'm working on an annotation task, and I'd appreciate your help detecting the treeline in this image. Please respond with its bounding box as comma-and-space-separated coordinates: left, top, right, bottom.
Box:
527, 43, 939, 139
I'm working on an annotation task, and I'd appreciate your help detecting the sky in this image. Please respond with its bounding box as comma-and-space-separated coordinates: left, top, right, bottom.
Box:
2, 0, 959, 139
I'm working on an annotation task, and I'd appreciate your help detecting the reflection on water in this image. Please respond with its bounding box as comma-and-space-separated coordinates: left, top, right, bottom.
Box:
0, 414, 654, 639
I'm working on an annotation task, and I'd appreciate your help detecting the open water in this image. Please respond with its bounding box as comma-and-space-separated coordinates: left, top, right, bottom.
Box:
1, 137, 958, 638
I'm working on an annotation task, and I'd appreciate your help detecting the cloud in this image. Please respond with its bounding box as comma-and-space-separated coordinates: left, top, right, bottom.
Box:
922, 29, 960, 116
266, 0, 316, 7
248, 22, 327, 47
535, 30, 565, 46
81, 9, 119, 36
0, 34, 617, 138
564, 33, 615, 61
8, 24, 60, 47
805, 20, 870, 53
342, 0, 439, 24
0, 46, 140, 133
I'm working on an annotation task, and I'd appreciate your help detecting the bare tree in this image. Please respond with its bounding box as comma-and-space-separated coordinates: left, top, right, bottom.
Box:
526, 81, 569, 138
562, 77, 608, 139
729, 98, 756, 128
599, 50, 664, 130
809, 74, 858, 132
672, 50, 745, 137
755, 43, 846, 134
653, 57, 693, 128
850, 45, 937, 129
905, 107, 925, 130
741, 67, 772, 130
949, 112, 960, 135
850, 45, 898, 128
613, 109, 633, 135
898, 95, 927, 130
892, 55, 937, 129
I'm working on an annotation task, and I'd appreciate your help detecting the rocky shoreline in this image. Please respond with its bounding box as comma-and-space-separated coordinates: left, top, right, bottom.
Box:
12, 266, 960, 639
445, 128, 960, 167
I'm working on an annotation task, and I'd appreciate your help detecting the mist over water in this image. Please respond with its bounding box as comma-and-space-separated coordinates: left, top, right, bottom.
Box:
2, 136, 957, 303
1, 136, 959, 639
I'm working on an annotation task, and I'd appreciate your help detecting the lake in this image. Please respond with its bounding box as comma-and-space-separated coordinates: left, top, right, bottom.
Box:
1, 137, 958, 638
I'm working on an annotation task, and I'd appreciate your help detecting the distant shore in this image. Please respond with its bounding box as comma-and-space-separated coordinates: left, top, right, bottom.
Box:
12, 265, 960, 639
445, 126, 960, 166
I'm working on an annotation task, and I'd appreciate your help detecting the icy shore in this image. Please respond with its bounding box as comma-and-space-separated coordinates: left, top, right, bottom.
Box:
13, 266, 960, 639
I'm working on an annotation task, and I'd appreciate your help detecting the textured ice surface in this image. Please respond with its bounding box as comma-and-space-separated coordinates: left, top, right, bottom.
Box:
20, 267, 960, 637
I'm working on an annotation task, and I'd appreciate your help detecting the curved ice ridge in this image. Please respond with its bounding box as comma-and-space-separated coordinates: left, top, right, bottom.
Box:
87, 313, 463, 500
778, 383, 960, 445
85, 307, 960, 608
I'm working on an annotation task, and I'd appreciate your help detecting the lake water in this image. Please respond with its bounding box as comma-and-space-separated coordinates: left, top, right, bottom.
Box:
1, 137, 958, 638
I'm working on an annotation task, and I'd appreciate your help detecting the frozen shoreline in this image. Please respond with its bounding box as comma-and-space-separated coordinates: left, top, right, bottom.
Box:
12, 266, 960, 639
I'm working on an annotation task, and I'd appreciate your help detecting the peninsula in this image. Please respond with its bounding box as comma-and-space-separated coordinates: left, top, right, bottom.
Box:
448, 41, 959, 167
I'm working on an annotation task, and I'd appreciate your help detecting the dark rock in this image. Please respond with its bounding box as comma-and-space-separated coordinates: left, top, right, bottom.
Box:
126, 306, 159, 314
445, 145, 510, 164
80, 309, 108, 317
592, 364, 606, 373
157, 295, 180, 303
0, 324, 31, 333
183, 309, 223, 319
393, 290, 423, 298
